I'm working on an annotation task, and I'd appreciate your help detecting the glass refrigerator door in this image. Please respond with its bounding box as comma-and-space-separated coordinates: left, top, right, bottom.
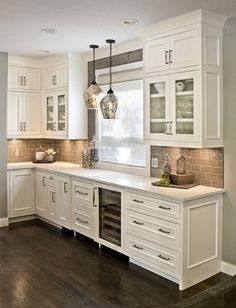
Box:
99, 188, 121, 246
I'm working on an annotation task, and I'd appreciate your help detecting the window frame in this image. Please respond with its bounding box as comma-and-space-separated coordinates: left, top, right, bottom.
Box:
95, 62, 150, 176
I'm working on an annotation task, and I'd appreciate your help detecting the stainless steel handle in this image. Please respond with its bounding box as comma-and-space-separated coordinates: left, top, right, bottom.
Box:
23, 76, 26, 86
158, 205, 171, 211
165, 51, 169, 64
158, 228, 171, 235
19, 76, 23, 86
64, 182, 68, 193
23, 122, 26, 131
169, 50, 173, 64
18, 122, 22, 131
49, 176, 54, 180
52, 192, 56, 203
158, 254, 170, 261
76, 190, 88, 196
53, 123, 56, 131
52, 75, 57, 85
133, 244, 143, 250
42, 176, 46, 186
133, 199, 144, 204
169, 121, 173, 135
93, 187, 98, 207
77, 217, 88, 224
133, 220, 144, 226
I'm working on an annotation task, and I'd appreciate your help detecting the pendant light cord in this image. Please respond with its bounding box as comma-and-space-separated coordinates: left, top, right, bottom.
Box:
93, 47, 96, 83
109, 42, 112, 89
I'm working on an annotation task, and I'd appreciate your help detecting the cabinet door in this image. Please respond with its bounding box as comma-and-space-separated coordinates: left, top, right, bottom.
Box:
170, 71, 199, 142
57, 176, 70, 228
22, 67, 41, 91
56, 91, 67, 136
7, 92, 23, 137
8, 66, 22, 90
44, 64, 67, 90
144, 75, 171, 141
36, 172, 48, 217
45, 93, 56, 136
144, 38, 170, 73
169, 30, 199, 70
22, 93, 41, 136
48, 186, 58, 223
9, 169, 35, 217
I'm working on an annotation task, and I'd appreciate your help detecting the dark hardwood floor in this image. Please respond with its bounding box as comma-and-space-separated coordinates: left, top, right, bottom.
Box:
0, 220, 229, 308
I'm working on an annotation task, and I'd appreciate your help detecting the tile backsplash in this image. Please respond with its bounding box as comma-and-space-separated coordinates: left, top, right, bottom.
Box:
7, 139, 86, 164
151, 146, 224, 188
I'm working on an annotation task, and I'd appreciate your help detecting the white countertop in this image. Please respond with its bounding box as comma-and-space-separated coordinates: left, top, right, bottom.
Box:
7, 162, 224, 202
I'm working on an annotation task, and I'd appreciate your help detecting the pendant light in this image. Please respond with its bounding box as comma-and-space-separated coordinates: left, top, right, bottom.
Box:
84, 45, 102, 109
100, 39, 118, 119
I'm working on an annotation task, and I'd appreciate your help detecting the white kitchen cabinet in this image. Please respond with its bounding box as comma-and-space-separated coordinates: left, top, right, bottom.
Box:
47, 185, 57, 223
7, 91, 41, 138
57, 176, 70, 229
145, 71, 199, 145
8, 66, 41, 91
139, 10, 226, 147
8, 169, 35, 217
44, 63, 67, 90
35, 172, 48, 218
44, 90, 67, 138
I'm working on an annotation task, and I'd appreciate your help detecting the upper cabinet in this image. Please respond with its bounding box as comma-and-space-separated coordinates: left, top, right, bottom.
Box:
8, 66, 41, 91
44, 64, 67, 90
138, 10, 227, 148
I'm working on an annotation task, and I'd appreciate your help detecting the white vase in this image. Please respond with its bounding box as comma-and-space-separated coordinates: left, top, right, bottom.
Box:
176, 81, 185, 92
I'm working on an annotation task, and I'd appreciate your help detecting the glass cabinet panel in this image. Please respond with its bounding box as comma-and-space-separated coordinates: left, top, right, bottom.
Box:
46, 95, 54, 132
57, 94, 66, 132
175, 78, 194, 135
99, 188, 121, 246
150, 81, 166, 134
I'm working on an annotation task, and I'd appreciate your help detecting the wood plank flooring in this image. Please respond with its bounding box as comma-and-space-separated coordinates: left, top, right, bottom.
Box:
0, 220, 229, 308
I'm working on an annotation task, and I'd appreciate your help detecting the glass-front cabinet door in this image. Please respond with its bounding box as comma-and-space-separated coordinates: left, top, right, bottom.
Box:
46, 94, 55, 134
145, 76, 170, 141
56, 92, 67, 135
170, 71, 199, 142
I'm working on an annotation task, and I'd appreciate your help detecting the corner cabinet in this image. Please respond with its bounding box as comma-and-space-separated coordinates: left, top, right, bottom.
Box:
139, 10, 227, 147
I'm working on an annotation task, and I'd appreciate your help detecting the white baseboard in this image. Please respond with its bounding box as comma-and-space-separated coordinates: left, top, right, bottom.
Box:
0, 217, 9, 227
221, 261, 236, 276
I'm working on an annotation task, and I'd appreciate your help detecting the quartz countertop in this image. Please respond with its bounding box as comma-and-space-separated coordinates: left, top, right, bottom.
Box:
7, 162, 224, 202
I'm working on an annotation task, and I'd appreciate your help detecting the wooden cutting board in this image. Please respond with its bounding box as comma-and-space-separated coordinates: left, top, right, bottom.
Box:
152, 181, 198, 189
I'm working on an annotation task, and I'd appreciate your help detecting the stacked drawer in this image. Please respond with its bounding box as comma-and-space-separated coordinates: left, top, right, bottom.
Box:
71, 179, 94, 239
125, 192, 181, 277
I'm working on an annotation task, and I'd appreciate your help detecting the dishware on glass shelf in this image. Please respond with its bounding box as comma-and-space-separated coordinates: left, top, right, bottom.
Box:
153, 82, 165, 95
176, 81, 186, 92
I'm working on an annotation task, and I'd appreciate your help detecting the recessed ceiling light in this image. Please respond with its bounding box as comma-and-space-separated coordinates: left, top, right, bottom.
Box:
41, 28, 56, 34
122, 19, 139, 26
37, 50, 50, 54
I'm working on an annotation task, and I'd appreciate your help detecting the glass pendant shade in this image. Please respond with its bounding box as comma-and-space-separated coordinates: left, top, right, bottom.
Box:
100, 88, 118, 119
100, 39, 118, 119
84, 45, 102, 109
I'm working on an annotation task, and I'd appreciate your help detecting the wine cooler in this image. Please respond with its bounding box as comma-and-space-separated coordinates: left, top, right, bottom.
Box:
99, 188, 121, 247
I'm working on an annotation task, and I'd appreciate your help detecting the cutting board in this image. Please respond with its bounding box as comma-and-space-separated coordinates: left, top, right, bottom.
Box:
152, 181, 198, 189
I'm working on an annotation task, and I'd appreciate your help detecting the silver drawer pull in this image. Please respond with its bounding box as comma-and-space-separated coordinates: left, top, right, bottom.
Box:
158, 254, 170, 261
133, 199, 144, 204
49, 176, 54, 180
76, 190, 88, 196
158, 228, 171, 235
77, 217, 88, 224
133, 220, 144, 226
133, 244, 143, 250
64, 182, 68, 193
158, 205, 171, 211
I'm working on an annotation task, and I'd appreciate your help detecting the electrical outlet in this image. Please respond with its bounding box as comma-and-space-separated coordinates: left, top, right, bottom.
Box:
151, 157, 158, 168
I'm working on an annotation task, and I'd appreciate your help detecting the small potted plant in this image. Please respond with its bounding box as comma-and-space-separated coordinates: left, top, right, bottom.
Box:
45, 148, 56, 162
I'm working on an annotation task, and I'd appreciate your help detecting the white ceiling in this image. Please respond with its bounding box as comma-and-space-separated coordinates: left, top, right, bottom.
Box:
1, 0, 236, 58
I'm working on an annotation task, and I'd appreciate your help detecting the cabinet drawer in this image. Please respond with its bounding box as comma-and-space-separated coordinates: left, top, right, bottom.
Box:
127, 192, 180, 219
72, 180, 93, 205
71, 205, 93, 239
126, 233, 179, 275
126, 210, 180, 251
46, 173, 57, 187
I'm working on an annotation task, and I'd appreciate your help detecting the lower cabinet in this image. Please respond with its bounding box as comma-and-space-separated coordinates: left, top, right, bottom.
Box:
57, 176, 70, 228
35, 172, 48, 217
71, 205, 94, 238
8, 169, 35, 217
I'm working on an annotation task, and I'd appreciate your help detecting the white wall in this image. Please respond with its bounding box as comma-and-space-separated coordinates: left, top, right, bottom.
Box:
0, 53, 8, 218
223, 17, 236, 265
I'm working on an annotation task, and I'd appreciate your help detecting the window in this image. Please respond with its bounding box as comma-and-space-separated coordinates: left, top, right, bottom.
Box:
97, 79, 146, 170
